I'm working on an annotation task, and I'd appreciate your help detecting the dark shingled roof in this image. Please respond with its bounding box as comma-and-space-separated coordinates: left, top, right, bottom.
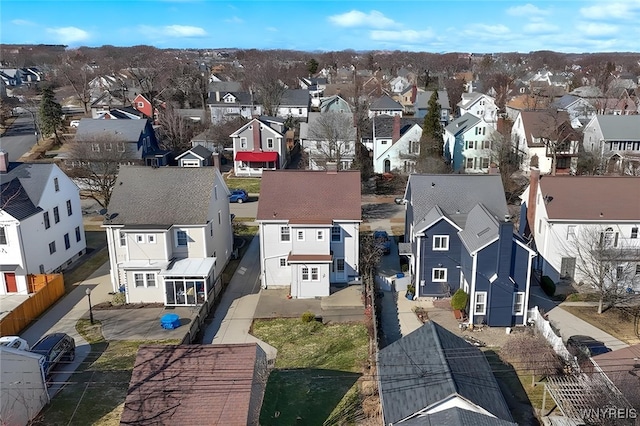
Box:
279, 89, 310, 107
379, 321, 513, 425
1, 163, 58, 220
75, 118, 149, 142
120, 344, 266, 426
256, 170, 361, 223
0, 177, 41, 220
370, 95, 403, 110
369, 115, 422, 139
105, 166, 221, 226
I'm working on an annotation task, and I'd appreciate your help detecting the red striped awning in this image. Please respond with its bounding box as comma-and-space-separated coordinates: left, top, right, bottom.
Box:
235, 151, 278, 162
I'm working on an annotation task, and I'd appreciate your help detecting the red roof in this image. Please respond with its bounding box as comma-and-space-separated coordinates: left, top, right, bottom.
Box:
235, 151, 278, 162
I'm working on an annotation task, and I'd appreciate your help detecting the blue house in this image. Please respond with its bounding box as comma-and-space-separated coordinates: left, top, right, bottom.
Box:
400, 174, 536, 327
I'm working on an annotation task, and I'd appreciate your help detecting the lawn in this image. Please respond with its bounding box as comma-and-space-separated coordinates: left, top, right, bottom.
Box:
225, 176, 261, 193
252, 319, 369, 426
33, 320, 180, 426
563, 305, 640, 345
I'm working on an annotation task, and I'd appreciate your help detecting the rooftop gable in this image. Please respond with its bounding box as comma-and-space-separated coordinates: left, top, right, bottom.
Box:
75, 118, 149, 142
593, 115, 640, 141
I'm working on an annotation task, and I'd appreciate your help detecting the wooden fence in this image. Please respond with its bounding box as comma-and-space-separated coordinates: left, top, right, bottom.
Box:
0, 274, 65, 336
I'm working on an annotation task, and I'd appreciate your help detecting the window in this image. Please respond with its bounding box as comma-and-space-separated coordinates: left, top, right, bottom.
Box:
483, 140, 491, 149
567, 225, 576, 239
117, 142, 126, 152
280, 226, 290, 242
297, 230, 304, 241
0, 227, 6, 245
146, 273, 156, 287
636, 264, 640, 275
176, 230, 188, 247
105, 142, 112, 151
64, 233, 70, 250
44, 212, 50, 229
381, 140, 387, 145
136, 234, 144, 243
432, 268, 447, 282
279, 258, 287, 267
433, 236, 449, 251
54, 177, 59, 192
317, 230, 324, 241
119, 231, 126, 246
214, 186, 218, 200
474, 292, 487, 315
147, 234, 156, 244
331, 226, 341, 242
240, 137, 247, 148
66, 200, 73, 216
137, 101, 144, 108
302, 267, 309, 281
311, 267, 319, 280
267, 138, 274, 149
513, 292, 525, 315
465, 157, 474, 169
336, 258, 345, 273
134, 273, 145, 287
632, 227, 638, 239
468, 140, 475, 149
481, 157, 490, 169
218, 210, 222, 225
76, 226, 82, 242
53, 206, 60, 224
91, 143, 100, 152
600, 227, 618, 247
49, 241, 56, 254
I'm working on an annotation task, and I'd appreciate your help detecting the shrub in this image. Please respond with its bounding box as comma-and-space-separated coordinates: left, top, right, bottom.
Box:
541, 276, 556, 297
450, 289, 469, 311
112, 292, 126, 306
301, 311, 316, 323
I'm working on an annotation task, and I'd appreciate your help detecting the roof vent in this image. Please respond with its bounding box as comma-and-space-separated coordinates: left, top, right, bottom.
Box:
477, 227, 491, 237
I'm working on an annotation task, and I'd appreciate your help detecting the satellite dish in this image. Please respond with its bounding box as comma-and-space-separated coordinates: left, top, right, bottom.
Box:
99, 208, 108, 216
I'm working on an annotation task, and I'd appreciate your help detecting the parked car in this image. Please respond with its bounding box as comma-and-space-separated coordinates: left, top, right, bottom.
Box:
30, 333, 75, 377
374, 230, 391, 255
0, 336, 30, 351
567, 335, 611, 358
229, 189, 249, 203
70, 120, 80, 128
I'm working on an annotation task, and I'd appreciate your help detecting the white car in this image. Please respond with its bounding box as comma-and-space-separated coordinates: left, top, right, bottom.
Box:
0, 336, 30, 351
70, 120, 80, 128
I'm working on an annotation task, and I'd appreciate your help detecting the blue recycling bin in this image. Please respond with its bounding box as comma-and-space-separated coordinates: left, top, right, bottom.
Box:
160, 313, 181, 330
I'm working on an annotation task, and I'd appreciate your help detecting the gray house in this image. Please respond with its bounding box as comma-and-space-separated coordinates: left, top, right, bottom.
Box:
175, 145, 213, 167
378, 321, 516, 425
401, 175, 536, 327
369, 95, 403, 118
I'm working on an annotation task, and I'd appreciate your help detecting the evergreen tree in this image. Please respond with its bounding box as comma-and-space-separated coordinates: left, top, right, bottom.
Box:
306, 58, 319, 75
38, 87, 63, 144
420, 91, 444, 159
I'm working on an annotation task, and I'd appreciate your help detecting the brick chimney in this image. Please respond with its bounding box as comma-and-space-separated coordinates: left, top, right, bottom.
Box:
212, 152, 221, 169
252, 119, 261, 152
392, 115, 401, 144
411, 85, 417, 103
527, 168, 540, 236
0, 151, 8, 173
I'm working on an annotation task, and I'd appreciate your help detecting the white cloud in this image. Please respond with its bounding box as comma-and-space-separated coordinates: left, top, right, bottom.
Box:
11, 19, 36, 26
370, 29, 434, 43
266, 27, 278, 32
580, 22, 619, 37
164, 25, 207, 37
506, 3, 548, 16
580, 2, 640, 20
328, 10, 396, 29
523, 22, 559, 34
225, 16, 244, 24
467, 24, 510, 35
46, 27, 90, 44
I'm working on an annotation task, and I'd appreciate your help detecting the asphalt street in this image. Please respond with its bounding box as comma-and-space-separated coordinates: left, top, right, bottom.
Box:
0, 113, 38, 162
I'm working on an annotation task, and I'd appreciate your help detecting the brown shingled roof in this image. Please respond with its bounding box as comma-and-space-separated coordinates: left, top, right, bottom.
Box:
256, 170, 361, 222
120, 344, 266, 426
519, 110, 572, 147
539, 176, 640, 221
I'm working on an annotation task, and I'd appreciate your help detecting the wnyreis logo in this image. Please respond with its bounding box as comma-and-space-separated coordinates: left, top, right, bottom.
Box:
580, 408, 637, 420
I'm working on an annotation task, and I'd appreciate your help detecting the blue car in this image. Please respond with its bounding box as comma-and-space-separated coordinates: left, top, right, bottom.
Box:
374, 230, 391, 255
229, 189, 249, 203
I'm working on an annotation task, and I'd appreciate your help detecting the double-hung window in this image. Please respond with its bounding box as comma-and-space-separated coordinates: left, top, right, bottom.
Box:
632, 227, 638, 239
474, 292, 487, 315
432, 235, 449, 251
331, 226, 341, 242
512, 292, 525, 315
53, 207, 60, 224
75, 226, 82, 242
119, 231, 127, 246
0, 227, 6, 245
64, 233, 70, 250
280, 226, 290, 242
297, 230, 304, 241
311, 267, 319, 280
176, 230, 188, 247
432, 268, 447, 282
302, 267, 309, 281
66, 200, 73, 216
317, 230, 324, 241
44, 212, 51, 229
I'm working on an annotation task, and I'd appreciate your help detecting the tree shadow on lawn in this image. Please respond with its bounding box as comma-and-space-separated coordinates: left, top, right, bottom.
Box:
260, 368, 360, 426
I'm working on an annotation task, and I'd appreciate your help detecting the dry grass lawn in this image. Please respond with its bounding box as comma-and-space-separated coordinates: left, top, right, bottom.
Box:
562, 306, 640, 345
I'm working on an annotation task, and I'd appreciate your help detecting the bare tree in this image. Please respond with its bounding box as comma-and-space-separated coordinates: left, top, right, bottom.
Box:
562, 226, 636, 314
500, 332, 563, 386
58, 51, 94, 113
307, 112, 356, 170
65, 135, 131, 209
489, 125, 523, 199
156, 105, 202, 155
244, 61, 287, 116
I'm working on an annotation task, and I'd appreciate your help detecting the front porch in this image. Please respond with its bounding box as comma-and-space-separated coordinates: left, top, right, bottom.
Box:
234, 151, 279, 177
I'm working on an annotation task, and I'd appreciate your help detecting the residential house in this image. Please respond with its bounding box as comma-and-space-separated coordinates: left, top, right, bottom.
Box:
319, 95, 352, 114
89, 90, 131, 118
592, 344, 640, 408
299, 76, 327, 103
389, 75, 410, 94
299, 112, 356, 171
511, 110, 580, 174
120, 343, 268, 426
230, 116, 288, 176
594, 96, 638, 116
102, 166, 233, 306
551, 94, 597, 128
458, 92, 499, 128
276, 89, 310, 120
207, 80, 242, 94
444, 113, 497, 173
175, 145, 214, 168
256, 169, 361, 298
132, 94, 160, 121
361, 74, 387, 97
378, 321, 516, 425
520, 172, 640, 287
413, 90, 451, 124
0, 155, 86, 295
207, 91, 263, 124
0, 346, 49, 426
505, 94, 551, 121
73, 118, 171, 166
582, 115, 640, 175
401, 175, 536, 326
369, 95, 403, 118
95, 108, 142, 120
366, 115, 422, 174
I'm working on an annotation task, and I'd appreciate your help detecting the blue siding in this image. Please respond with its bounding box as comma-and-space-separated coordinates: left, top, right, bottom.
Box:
452, 134, 464, 172
418, 219, 461, 296
512, 241, 531, 290
518, 203, 528, 236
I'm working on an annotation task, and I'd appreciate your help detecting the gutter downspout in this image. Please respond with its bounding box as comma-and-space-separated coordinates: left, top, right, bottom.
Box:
469, 253, 478, 325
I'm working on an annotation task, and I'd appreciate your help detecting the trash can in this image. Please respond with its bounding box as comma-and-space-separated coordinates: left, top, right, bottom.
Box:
160, 313, 181, 330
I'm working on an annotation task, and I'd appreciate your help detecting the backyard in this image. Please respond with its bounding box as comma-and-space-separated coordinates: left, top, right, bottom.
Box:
252, 318, 369, 426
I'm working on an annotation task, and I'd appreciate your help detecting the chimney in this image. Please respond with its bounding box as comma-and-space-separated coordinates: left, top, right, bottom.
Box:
392, 115, 401, 143
215, 91, 220, 102
0, 151, 8, 173
527, 168, 540, 237
252, 119, 261, 152
326, 162, 338, 174
411, 85, 417, 103
212, 152, 221, 169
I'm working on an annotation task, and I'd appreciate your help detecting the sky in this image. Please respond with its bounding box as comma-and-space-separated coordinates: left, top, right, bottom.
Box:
1, 0, 640, 53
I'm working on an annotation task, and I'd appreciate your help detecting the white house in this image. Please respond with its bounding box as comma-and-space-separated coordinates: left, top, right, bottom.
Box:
0, 155, 86, 295
0, 346, 49, 426
230, 116, 288, 177
299, 112, 357, 171
207, 91, 263, 124
102, 166, 233, 306
582, 115, 640, 175
520, 171, 640, 289
457, 92, 499, 129
256, 169, 361, 298
276, 89, 310, 120
368, 95, 403, 118
368, 115, 422, 174
444, 113, 497, 173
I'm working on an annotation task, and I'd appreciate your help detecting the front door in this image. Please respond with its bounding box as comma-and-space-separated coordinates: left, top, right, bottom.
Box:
384, 159, 391, 173
334, 258, 346, 281
4, 273, 17, 293
560, 257, 576, 280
